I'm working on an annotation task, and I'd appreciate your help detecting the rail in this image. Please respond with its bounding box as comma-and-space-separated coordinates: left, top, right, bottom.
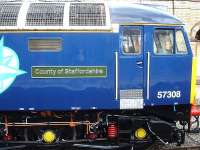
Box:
148, 144, 200, 150
160, 145, 200, 150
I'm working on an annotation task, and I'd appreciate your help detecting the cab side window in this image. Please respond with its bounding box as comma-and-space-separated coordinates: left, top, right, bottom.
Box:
176, 30, 187, 54
122, 28, 141, 55
154, 29, 174, 55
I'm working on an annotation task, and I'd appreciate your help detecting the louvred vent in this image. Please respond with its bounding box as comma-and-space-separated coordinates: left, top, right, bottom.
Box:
26, 3, 65, 26
0, 3, 21, 26
69, 3, 106, 26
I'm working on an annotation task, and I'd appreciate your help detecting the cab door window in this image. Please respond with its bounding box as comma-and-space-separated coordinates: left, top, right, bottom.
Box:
122, 28, 141, 55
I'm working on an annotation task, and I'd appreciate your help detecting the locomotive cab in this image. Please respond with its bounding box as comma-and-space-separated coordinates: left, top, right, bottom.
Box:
0, 1, 195, 149
119, 25, 192, 111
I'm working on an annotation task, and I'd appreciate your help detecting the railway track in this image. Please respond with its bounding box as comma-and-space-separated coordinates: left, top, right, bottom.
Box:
160, 145, 200, 150
147, 144, 200, 150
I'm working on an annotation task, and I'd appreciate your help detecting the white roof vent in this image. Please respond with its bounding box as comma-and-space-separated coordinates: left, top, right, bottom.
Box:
0, 0, 22, 2
26, 3, 65, 26
0, 3, 22, 26
39, 0, 76, 2
69, 3, 106, 26
0, 1, 111, 31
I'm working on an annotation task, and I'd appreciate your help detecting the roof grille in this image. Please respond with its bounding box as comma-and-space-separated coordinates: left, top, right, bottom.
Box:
26, 3, 65, 26
0, 0, 22, 2
39, 0, 75, 1
0, 3, 21, 26
69, 3, 106, 26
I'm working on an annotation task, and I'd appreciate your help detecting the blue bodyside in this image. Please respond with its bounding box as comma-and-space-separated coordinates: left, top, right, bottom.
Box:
143, 26, 192, 106
0, 33, 119, 110
119, 26, 144, 91
0, 26, 193, 111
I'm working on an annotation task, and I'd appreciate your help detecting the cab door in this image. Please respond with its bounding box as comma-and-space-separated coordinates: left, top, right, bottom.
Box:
147, 26, 192, 106
119, 26, 144, 109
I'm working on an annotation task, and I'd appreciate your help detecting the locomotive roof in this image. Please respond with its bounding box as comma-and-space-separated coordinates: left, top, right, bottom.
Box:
0, 1, 183, 31
109, 2, 183, 25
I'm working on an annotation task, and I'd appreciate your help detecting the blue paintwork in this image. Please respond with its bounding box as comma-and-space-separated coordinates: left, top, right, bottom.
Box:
0, 3, 193, 111
118, 25, 192, 107
0, 25, 192, 111
109, 3, 183, 25
119, 26, 144, 91
144, 26, 192, 106
0, 33, 119, 110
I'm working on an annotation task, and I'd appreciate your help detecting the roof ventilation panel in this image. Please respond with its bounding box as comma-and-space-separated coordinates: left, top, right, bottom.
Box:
39, 0, 75, 1
69, 3, 107, 26
0, 0, 22, 2
0, 3, 22, 26
26, 3, 65, 26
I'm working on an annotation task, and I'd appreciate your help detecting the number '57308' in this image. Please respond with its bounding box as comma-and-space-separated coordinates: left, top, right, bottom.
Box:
157, 91, 181, 99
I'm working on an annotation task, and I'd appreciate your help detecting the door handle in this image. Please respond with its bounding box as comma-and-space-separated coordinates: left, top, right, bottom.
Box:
136, 61, 143, 65
136, 61, 143, 68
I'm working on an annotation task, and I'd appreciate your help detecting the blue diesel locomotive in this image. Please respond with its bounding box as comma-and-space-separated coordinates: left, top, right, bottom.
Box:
0, 1, 197, 149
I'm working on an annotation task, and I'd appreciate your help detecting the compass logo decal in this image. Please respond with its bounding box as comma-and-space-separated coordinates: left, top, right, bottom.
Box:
0, 37, 26, 94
